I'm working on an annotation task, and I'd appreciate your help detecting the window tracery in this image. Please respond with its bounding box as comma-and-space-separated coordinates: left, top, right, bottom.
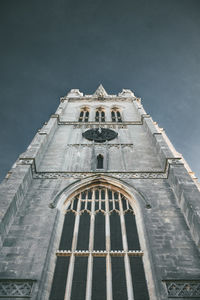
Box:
49, 187, 149, 300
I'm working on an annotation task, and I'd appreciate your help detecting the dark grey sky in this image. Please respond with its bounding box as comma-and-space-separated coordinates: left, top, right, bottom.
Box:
0, 0, 200, 182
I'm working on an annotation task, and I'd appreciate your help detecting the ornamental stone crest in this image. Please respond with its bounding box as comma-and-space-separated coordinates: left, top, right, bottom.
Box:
93, 84, 108, 98
0, 280, 34, 297
164, 280, 200, 298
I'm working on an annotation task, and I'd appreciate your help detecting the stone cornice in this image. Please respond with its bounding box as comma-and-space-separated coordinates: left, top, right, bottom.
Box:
61, 97, 137, 102
50, 113, 150, 126
56, 250, 143, 257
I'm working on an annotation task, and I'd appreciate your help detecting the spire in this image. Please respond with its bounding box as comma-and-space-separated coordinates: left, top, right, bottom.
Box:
93, 84, 108, 98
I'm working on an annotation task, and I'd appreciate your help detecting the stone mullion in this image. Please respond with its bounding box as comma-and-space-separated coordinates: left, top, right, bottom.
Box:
64, 194, 81, 300
85, 189, 95, 300
105, 189, 113, 300
119, 193, 134, 300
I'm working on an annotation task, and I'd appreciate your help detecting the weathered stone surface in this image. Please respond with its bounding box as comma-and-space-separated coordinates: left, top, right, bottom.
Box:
0, 87, 200, 300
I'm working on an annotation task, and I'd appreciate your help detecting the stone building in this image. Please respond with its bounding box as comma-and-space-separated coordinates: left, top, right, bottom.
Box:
0, 85, 200, 300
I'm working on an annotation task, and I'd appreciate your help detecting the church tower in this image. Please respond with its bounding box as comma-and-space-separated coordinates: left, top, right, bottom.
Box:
0, 86, 200, 300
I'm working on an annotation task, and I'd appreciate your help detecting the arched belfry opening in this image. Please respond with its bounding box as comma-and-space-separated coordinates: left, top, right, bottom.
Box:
49, 183, 150, 300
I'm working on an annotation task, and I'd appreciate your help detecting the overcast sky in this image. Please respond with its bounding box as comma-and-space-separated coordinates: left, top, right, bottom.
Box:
0, 0, 200, 182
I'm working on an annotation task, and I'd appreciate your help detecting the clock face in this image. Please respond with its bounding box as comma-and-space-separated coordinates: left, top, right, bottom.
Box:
82, 128, 118, 143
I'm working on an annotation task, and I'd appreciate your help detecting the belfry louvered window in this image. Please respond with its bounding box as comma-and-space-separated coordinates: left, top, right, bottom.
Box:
111, 109, 122, 122
95, 108, 105, 122
49, 187, 149, 300
79, 109, 89, 122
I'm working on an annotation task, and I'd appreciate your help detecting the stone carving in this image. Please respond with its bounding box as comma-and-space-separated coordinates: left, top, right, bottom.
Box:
66, 89, 83, 97
56, 250, 143, 257
118, 89, 135, 97
0, 280, 34, 297
33, 171, 168, 180
168, 158, 183, 165
165, 280, 200, 298
73, 124, 128, 129
66, 143, 133, 148
17, 155, 179, 180
18, 159, 34, 165
82, 128, 118, 143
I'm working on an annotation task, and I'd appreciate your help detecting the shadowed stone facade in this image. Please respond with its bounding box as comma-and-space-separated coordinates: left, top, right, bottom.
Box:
0, 85, 200, 299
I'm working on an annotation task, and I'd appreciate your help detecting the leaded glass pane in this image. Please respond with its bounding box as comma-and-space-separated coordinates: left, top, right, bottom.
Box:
87, 201, 91, 211
94, 212, 105, 250
109, 200, 113, 211
130, 257, 150, 300
82, 191, 86, 199
114, 192, 118, 200
115, 200, 119, 210
71, 257, 88, 300
101, 201, 105, 211
92, 257, 106, 300
95, 189, 99, 199
95, 201, 99, 211
77, 212, 90, 250
125, 212, 140, 250
88, 189, 92, 199
101, 189, 105, 199
122, 196, 127, 211
81, 201, 85, 211
73, 197, 78, 211
59, 211, 75, 250
49, 257, 70, 300
110, 211, 123, 250
112, 257, 128, 300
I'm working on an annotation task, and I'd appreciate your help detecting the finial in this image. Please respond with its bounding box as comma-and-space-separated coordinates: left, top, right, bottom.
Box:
93, 84, 108, 98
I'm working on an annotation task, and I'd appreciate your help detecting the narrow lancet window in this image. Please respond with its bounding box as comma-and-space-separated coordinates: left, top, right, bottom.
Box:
79, 110, 84, 122
101, 111, 105, 122
85, 111, 89, 122
97, 154, 104, 169
111, 110, 116, 122
95, 110, 99, 122
117, 111, 122, 122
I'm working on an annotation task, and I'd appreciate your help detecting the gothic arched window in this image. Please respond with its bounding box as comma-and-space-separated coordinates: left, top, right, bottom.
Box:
111, 108, 122, 122
111, 110, 116, 122
101, 111, 105, 122
117, 110, 122, 122
79, 108, 90, 122
95, 110, 99, 122
95, 108, 105, 122
97, 154, 104, 169
49, 187, 150, 300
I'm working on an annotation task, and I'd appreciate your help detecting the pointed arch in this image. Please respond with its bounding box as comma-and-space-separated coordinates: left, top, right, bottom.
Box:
97, 154, 104, 169
51, 174, 149, 211
48, 175, 157, 300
